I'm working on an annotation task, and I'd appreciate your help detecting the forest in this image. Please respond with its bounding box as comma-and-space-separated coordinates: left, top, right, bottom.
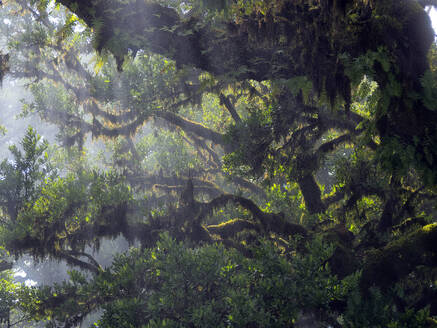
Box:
1, 0, 437, 327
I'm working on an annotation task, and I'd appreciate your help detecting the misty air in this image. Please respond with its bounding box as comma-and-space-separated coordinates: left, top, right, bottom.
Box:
1, 1, 437, 327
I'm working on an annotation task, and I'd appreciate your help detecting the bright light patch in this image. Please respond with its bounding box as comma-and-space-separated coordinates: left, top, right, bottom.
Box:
73, 23, 86, 33
48, 16, 60, 24
13, 269, 27, 278
429, 7, 437, 36
25, 279, 37, 287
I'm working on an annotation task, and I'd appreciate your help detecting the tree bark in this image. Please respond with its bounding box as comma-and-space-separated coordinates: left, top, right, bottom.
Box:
297, 174, 326, 214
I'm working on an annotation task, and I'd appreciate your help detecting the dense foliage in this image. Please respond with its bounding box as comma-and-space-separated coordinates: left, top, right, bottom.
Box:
0, 0, 437, 327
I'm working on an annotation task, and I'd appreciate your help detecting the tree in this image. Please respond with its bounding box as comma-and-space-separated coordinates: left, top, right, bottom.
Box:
55, 0, 437, 183
0, 0, 437, 327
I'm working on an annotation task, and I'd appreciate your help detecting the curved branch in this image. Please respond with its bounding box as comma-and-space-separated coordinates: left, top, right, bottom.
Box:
154, 111, 226, 146
58, 251, 101, 275
86, 99, 138, 124
197, 194, 307, 237
56, 0, 289, 80
206, 219, 260, 239
315, 134, 352, 157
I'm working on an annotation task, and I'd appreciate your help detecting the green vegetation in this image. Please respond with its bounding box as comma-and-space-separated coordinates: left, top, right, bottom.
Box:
0, 0, 437, 327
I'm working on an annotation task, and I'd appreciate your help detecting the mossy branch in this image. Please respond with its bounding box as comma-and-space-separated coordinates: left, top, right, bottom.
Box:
198, 194, 307, 237
360, 223, 437, 292
154, 111, 226, 146
207, 219, 260, 239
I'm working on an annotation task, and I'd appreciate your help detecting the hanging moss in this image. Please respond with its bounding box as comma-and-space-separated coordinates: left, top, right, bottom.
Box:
55, 0, 437, 185
0, 53, 9, 85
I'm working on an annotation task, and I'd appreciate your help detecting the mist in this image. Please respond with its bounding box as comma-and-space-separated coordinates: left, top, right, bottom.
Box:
1, 1, 437, 327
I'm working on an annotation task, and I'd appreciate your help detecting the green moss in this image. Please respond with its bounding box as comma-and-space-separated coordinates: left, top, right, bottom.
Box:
207, 219, 259, 239
422, 223, 437, 233
361, 223, 437, 291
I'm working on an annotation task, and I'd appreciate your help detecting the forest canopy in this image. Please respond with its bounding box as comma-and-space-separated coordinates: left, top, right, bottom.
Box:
0, 0, 437, 327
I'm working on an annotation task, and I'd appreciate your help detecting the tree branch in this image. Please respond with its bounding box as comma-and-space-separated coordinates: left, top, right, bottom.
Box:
206, 219, 260, 239
360, 223, 437, 292
315, 134, 352, 157
219, 93, 241, 123
154, 111, 226, 147
58, 251, 101, 275
64, 250, 103, 271
198, 194, 307, 237
297, 174, 326, 214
